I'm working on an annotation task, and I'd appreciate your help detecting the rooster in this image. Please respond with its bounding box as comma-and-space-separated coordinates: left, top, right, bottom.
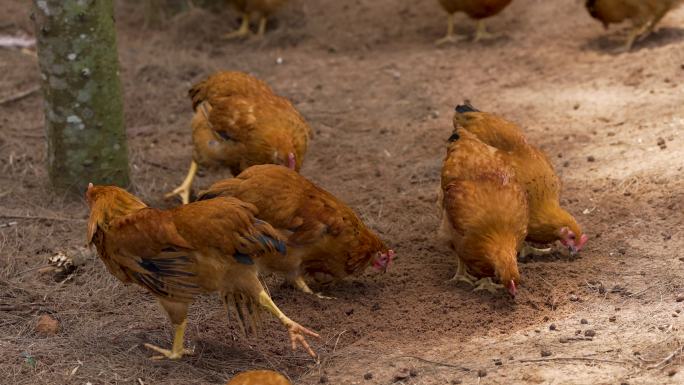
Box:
197, 165, 394, 299
453, 103, 588, 257
166, 71, 311, 204
439, 127, 527, 297
86, 184, 318, 359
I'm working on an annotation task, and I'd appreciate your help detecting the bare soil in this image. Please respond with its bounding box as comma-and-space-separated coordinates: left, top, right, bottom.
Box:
1, 1, 683, 384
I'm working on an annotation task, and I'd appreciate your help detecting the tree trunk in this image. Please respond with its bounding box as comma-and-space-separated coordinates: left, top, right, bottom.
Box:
33, 0, 130, 195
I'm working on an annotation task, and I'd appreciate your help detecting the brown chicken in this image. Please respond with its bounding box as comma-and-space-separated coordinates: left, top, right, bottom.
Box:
224, 0, 289, 39
227, 370, 292, 385
586, 0, 682, 50
197, 165, 394, 299
436, 0, 513, 44
453, 103, 588, 257
166, 71, 311, 204
86, 184, 318, 360
439, 126, 527, 296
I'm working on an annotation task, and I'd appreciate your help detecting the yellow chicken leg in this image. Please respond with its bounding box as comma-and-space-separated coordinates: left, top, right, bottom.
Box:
473, 277, 504, 294
256, 16, 268, 38
519, 243, 552, 259
293, 276, 335, 300
223, 13, 251, 40
474, 20, 497, 42
436, 14, 468, 45
257, 290, 319, 358
165, 161, 198, 204
144, 319, 194, 360
448, 258, 478, 285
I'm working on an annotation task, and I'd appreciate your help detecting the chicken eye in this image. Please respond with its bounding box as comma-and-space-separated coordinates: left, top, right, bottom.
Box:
569, 234, 576, 240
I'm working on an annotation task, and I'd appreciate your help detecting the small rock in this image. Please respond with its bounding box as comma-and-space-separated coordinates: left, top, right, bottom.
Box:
35, 314, 59, 336
477, 369, 487, 378
609, 316, 616, 322
549, 324, 557, 331
393, 368, 410, 382
587, 156, 595, 162
540, 350, 552, 357
657, 137, 667, 149
319, 375, 328, 383
668, 369, 677, 377
559, 337, 569, 343
409, 368, 418, 377
676, 293, 684, 302
345, 308, 354, 316
450, 380, 462, 385
363, 372, 373, 380
542, 316, 549, 322
569, 294, 579, 302
580, 319, 588, 325
493, 358, 502, 366
584, 329, 596, 337
563, 161, 570, 167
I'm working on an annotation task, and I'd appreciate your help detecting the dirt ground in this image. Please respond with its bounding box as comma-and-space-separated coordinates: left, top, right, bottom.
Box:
1, 0, 683, 384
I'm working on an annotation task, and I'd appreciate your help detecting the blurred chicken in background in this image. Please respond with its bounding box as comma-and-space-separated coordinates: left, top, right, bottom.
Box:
586, 0, 683, 51
224, 0, 290, 39
227, 370, 292, 385
436, 0, 513, 44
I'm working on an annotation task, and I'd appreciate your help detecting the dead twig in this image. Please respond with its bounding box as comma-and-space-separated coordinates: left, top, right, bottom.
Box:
0, 85, 40, 106
0, 215, 85, 222
518, 357, 630, 365
398, 355, 469, 370
646, 345, 683, 370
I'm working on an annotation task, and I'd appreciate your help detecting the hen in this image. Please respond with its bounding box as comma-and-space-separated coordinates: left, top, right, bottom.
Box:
86, 184, 318, 359
197, 165, 394, 299
166, 71, 311, 204
227, 370, 292, 385
453, 103, 588, 257
224, 0, 289, 39
436, 0, 513, 44
439, 127, 527, 297
586, 0, 683, 50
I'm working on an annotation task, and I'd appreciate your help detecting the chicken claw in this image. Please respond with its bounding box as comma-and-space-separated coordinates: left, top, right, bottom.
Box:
143, 319, 194, 360
257, 290, 320, 358
473, 20, 498, 42
436, 14, 468, 45
473, 277, 504, 294
519, 243, 552, 259
293, 276, 335, 300
224, 13, 251, 40
144, 343, 195, 360
286, 321, 320, 358
448, 258, 478, 285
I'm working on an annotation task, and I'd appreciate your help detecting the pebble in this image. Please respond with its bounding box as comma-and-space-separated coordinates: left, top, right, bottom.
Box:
409, 368, 418, 377
319, 375, 328, 383
580, 319, 588, 325
363, 373, 373, 380
584, 330, 596, 337
676, 293, 684, 302
609, 316, 616, 322
450, 380, 462, 384
477, 369, 487, 378
35, 314, 59, 336
549, 324, 557, 331
668, 369, 677, 377
569, 294, 579, 302
587, 156, 596, 162
393, 368, 410, 382
540, 350, 552, 357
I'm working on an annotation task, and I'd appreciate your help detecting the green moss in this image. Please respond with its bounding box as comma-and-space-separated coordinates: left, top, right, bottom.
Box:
33, 0, 130, 195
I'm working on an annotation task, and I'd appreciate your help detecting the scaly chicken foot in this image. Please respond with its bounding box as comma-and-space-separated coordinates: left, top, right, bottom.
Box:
165, 160, 198, 204
293, 276, 335, 300
519, 243, 552, 259
473, 277, 504, 294
223, 13, 251, 40
436, 14, 468, 45
448, 258, 478, 285
257, 290, 319, 358
473, 20, 497, 42
144, 319, 194, 360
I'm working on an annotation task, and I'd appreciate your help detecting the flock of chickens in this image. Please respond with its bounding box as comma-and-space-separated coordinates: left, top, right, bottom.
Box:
213, 0, 684, 51
83, 0, 681, 375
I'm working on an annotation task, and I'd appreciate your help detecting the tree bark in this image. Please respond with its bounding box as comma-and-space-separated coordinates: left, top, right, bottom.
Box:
33, 0, 130, 195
